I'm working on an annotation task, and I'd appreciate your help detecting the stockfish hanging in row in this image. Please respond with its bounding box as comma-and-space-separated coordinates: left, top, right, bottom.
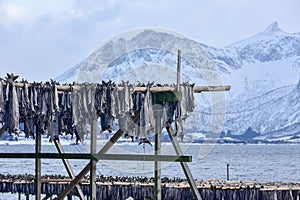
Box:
0, 74, 195, 143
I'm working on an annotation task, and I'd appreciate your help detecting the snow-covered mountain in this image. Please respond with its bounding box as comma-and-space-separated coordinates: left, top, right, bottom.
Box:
56, 29, 219, 85
227, 22, 300, 65
56, 22, 300, 142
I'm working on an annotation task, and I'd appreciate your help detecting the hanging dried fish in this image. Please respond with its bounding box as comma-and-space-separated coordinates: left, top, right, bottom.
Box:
0, 74, 197, 144
23, 81, 29, 105
87, 84, 96, 119
51, 80, 59, 112
48, 112, 59, 142
116, 81, 133, 116
29, 86, 35, 112
36, 86, 45, 133
71, 89, 80, 126
24, 84, 35, 138
0, 79, 5, 124
144, 83, 154, 138
19, 81, 26, 123
5, 73, 20, 135
24, 118, 34, 138
187, 83, 195, 113
132, 91, 144, 138
33, 83, 38, 108
98, 82, 115, 133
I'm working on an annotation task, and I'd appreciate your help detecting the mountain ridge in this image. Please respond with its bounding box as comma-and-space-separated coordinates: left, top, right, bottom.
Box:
56, 22, 300, 142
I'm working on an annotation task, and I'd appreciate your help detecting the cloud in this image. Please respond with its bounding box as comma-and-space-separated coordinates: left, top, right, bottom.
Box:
68, 9, 84, 19
0, 3, 30, 28
0, 0, 299, 81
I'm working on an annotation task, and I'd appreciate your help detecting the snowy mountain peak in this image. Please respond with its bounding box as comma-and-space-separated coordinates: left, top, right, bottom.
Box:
225, 21, 300, 64
56, 25, 300, 142
261, 22, 283, 35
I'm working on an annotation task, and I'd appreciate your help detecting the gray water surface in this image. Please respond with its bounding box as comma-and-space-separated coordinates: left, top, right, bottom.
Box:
0, 143, 299, 182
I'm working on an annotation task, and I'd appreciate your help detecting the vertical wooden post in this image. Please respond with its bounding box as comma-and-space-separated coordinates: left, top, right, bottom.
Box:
67, 193, 73, 200
90, 119, 97, 200
153, 103, 163, 200
227, 164, 230, 181
177, 50, 181, 91
35, 126, 41, 200
26, 194, 30, 200
56, 113, 139, 199
18, 192, 21, 200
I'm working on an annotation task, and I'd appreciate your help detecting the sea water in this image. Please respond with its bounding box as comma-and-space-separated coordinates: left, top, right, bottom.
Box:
0, 143, 299, 182
0, 143, 299, 199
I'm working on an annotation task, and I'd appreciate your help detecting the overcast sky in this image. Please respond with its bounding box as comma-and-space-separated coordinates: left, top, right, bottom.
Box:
0, 0, 299, 81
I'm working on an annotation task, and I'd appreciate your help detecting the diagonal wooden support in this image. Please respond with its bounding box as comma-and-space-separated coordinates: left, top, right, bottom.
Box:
42, 193, 53, 200
55, 129, 124, 199
53, 140, 85, 200
55, 112, 140, 200
165, 122, 202, 200
0, 123, 7, 137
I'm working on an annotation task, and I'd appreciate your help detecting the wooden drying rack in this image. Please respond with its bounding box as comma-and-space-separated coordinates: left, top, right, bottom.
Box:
0, 50, 230, 200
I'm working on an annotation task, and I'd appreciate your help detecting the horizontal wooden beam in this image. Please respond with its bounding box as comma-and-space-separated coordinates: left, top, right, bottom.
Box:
0, 153, 192, 162
131, 85, 231, 93
1, 80, 230, 93
0, 153, 93, 160
193, 85, 231, 92
94, 154, 192, 162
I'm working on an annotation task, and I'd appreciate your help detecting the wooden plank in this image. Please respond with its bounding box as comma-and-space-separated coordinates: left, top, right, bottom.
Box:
193, 85, 231, 92
133, 85, 231, 93
0, 153, 94, 159
94, 154, 192, 162
177, 50, 181, 91
153, 103, 163, 200
40, 179, 85, 183
90, 119, 97, 200
0, 153, 191, 162
54, 140, 85, 200
35, 127, 41, 200
165, 122, 202, 200
2, 81, 230, 93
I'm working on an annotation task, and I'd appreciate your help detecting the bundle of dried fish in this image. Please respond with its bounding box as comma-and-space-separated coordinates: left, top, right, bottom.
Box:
0, 79, 5, 124
5, 73, 20, 135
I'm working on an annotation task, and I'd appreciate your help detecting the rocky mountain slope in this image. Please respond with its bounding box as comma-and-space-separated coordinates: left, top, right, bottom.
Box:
56, 22, 300, 142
